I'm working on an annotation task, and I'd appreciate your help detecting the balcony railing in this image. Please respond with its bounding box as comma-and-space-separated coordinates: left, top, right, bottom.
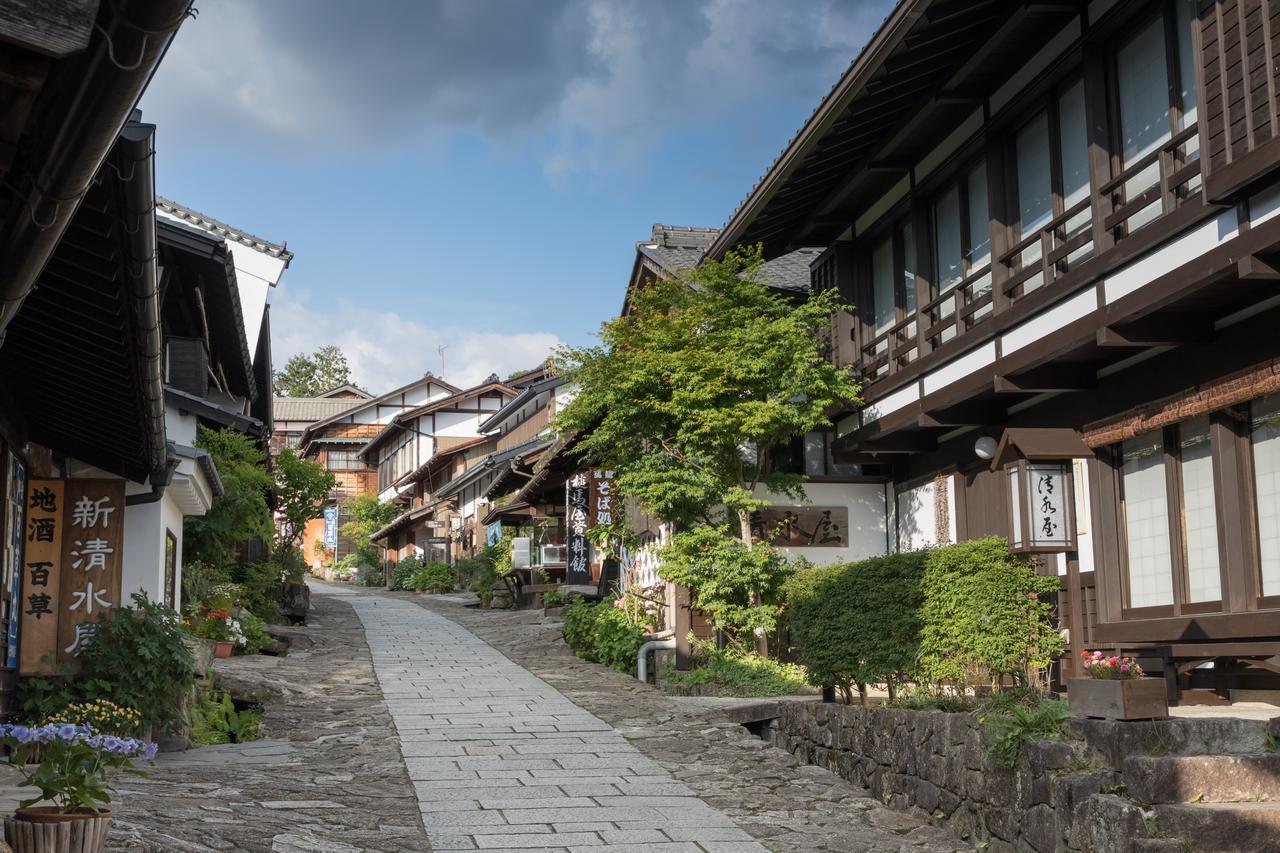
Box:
843, 123, 1203, 385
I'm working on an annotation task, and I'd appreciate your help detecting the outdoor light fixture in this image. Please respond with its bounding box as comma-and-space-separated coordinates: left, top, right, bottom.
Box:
1005, 459, 1076, 553
973, 436, 998, 460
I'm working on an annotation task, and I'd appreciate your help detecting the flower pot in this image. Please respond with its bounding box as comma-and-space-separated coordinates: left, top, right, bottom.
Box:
1067, 677, 1169, 720
183, 636, 216, 676
5, 807, 112, 853
213, 640, 234, 659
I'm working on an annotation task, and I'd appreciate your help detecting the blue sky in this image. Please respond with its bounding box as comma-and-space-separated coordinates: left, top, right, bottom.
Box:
140, 0, 893, 391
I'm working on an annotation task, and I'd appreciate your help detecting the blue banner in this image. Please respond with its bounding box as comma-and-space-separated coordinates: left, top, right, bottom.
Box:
486, 522, 502, 546
323, 505, 338, 549
6, 454, 26, 669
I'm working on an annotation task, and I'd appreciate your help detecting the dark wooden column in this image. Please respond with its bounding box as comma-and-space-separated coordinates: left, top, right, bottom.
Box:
1083, 45, 1116, 257
673, 582, 693, 670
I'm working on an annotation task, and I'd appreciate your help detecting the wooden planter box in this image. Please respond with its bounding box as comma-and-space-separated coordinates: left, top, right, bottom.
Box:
1067, 677, 1169, 720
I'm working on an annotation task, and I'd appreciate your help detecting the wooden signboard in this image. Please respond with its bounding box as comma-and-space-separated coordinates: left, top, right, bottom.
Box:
566, 471, 590, 584
20, 480, 62, 673
589, 469, 616, 527
750, 506, 848, 548
56, 480, 124, 663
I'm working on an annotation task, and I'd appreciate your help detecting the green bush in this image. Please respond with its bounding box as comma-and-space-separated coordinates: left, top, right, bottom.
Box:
664, 644, 807, 697
357, 563, 385, 587
917, 536, 1063, 691
459, 552, 499, 607
236, 611, 271, 655
180, 559, 229, 614
562, 596, 597, 652
561, 598, 646, 674
232, 560, 283, 621
390, 556, 424, 591
410, 561, 455, 593
784, 551, 927, 702
191, 681, 261, 746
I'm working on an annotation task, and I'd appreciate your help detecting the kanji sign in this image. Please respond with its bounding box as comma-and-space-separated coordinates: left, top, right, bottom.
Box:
57, 480, 124, 662
5, 455, 28, 670
323, 505, 338, 549
566, 471, 590, 584
750, 506, 848, 548
589, 469, 616, 528
1005, 459, 1076, 553
20, 479, 60, 673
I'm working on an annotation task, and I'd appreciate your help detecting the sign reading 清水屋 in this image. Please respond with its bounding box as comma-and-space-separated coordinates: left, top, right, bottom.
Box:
56, 480, 125, 663
20, 479, 62, 674
750, 506, 848, 548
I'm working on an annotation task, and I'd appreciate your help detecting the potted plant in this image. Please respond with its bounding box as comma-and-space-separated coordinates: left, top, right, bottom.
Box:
189, 606, 247, 658
0, 722, 157, 852
1067, 651, 1169, 720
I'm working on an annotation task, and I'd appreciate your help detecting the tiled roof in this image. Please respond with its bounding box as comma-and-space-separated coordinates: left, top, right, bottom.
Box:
274, 396, 368, 422
637, 223, 815, 292
156, 196, 294, 265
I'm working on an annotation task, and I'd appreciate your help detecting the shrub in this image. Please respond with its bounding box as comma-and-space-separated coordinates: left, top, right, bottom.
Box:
232, 560, 283, 621
41, 700, 144, 737
784, 551, 927, 702
76, 592, 195, 733
180, 559, 229, 614
459, 552, 499, 607
191, 681, 260, 746
562, 596, 597, 653
236, 611, 271, 655
561, 598, 646, 673
390, 556, 424, 591
357, 563, 385, 587
664, 644, 808, 697
410, 561, 455, 593
917, 536, 1063, 692
980, 693, 1073, 768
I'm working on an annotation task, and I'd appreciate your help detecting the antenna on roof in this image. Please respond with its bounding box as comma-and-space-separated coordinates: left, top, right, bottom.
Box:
437, 344, 448, 376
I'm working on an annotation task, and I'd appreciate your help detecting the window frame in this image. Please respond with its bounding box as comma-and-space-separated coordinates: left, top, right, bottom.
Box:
1242, 397, 1280, 610
1005, 74, 1088, 252
931, 158, 993, 298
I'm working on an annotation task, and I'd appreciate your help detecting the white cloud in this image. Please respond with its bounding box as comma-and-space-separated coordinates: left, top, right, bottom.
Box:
271, 286, 563, 393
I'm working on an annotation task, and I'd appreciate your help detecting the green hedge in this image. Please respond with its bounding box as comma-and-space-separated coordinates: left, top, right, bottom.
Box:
784, 551, 926, 701
410, 561, 455, 594
562, 598, 647, 674
785, 536, 1062, 699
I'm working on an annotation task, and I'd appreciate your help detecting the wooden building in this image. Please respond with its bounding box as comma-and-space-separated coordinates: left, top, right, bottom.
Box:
707, 0, 1280, 701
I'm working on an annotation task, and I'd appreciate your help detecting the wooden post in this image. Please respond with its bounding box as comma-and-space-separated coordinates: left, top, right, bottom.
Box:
673, 583, 692, 671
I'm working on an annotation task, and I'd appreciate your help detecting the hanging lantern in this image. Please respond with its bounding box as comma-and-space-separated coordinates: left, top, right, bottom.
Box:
1005, 458, 1075, 553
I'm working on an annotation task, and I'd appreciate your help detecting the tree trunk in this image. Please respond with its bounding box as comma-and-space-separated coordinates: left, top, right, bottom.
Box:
737, 508, 769, 657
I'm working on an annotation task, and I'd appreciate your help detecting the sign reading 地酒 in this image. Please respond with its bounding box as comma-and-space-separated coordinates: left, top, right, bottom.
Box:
20, 480, 62, 673
750, 506, 848, 548
55, 480, 125, 663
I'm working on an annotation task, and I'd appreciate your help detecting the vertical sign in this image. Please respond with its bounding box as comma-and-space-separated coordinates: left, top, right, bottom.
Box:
323, 505, 338, 549
589, 469, 616, 528
1028, 463, 1072, 550
57, 479, 124, 662
5, 455, 28, 669
20, 478, 59, 674
566, 471, 590, 584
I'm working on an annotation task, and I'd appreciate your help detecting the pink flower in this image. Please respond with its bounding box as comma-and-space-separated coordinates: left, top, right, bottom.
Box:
1120, 664, 1129, 672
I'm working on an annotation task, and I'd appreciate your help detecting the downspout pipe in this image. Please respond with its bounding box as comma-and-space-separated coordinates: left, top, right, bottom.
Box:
636, 630, 677, 683
0, 0, 191, 339
125, 451, 179, 506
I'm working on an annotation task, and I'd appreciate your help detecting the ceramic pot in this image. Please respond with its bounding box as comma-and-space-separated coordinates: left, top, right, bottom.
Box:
5, 807, 112, 853
213, 640, 234, 659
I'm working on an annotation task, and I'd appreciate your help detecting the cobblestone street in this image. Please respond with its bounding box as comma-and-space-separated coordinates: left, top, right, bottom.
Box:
67, 583, 969, 852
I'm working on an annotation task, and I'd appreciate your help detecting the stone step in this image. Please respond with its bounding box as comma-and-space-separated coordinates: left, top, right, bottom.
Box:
1125, 753, 1280, 803
1069, 715, 1275, 763
1153, 802, 1280, 852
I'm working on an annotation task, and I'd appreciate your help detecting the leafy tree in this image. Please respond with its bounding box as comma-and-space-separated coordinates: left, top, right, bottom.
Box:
272, 345, 352, 396
274, 449, 336, 548
184, 426, 273, 571
339, 494, 400, 568
554, 246, 860, 651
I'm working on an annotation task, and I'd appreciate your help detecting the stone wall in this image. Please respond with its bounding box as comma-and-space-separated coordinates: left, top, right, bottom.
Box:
762, 701, 1279, 853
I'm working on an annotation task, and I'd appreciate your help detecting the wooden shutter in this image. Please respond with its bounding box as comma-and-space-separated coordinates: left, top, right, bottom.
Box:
810, 241, 858, 368
1198, 0, 1280, 199
165, 336, 208, 398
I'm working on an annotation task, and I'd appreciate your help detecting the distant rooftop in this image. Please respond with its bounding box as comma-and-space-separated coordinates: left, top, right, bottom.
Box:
637, 224, 816, 293
156, 196, 294, 265
274, 396, 368, 423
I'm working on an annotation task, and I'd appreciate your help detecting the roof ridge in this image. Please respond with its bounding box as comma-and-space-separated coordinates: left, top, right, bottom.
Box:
156, 196, 294, 264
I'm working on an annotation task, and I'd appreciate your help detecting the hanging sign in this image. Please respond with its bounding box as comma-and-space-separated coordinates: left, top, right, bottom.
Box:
323, 505, 338, 549
20, 478, 59, 674
56, 479, 125, 662
5, 456, 28, 670
1005, 460, 1076, 553
589, 469, 616, 528
566, 471, 590, 584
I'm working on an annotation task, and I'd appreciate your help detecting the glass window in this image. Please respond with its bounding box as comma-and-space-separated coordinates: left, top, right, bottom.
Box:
966, 161, 990, 268
1016, 110, 1054, 237
1121, 433, 1174, 608
902, 222, 917, 314
1117, 17, 1172, 167
1175, 0, 1197, 129
1179, 417, 1222, 602
1058, 81, 1090, 208
872, 235, 896, 333
934, 184, 964, 293
1251, 394, 1280, 596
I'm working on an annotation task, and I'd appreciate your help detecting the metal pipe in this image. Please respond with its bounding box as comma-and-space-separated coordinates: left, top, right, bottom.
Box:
636, 637, 677, 683
0, 0, 191, 338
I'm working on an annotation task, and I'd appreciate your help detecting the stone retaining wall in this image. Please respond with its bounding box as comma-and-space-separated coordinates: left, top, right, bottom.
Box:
762, 701, 1278, 853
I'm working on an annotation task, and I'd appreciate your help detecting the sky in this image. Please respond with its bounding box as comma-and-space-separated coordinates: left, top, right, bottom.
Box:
140, 0, 894, 392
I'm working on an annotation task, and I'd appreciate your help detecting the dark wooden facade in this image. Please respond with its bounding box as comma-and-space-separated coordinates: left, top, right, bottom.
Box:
710, 0, 1280, 700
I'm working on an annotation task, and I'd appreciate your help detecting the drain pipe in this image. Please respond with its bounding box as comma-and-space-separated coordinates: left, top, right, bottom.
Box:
636, 629, 676, 683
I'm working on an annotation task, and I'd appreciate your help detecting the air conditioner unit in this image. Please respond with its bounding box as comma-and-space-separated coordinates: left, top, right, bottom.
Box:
512, 537, 532, 570
539, 544, 566, 565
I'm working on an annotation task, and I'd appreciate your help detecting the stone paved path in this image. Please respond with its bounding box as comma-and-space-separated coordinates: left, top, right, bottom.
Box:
324, 582, 767, 852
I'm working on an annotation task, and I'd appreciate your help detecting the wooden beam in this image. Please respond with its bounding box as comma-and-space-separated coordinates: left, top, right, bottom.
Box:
1237, 253, 1280, 279
1097, 314, 1213, 347
994, 364, 1096, 393
854, 431, 939, 453
917, 399, 1007, 427
0, 0, 97, 58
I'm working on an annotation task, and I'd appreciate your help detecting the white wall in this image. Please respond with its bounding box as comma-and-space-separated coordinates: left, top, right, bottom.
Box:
754, 482, 889, 566
895, 475, 957, 552
121, 488, 184, 609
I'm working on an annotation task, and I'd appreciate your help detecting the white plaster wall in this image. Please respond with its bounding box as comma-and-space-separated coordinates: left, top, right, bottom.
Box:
121, 490, 184, 609
753, 482, 889, 566
895, 476, 957, 552
436, 409, 480, 439
164, 405, 198, 448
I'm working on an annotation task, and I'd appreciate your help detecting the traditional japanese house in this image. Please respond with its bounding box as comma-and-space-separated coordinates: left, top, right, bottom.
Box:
362, 377, 518, 565
706, 0, 1280, 702
0, 0, 193, 694
273, 385, 373, 457
295, 373, 460, 565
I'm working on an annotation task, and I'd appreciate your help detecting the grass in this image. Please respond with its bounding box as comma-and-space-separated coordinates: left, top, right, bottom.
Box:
664, 647, 809, 698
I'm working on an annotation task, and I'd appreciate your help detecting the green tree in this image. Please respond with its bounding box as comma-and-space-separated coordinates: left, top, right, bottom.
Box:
340, 494, 400, 569
554, 247, 860, 651
184, 426, 274, 570
272, 345, 352, 396
274, 449, 336, 548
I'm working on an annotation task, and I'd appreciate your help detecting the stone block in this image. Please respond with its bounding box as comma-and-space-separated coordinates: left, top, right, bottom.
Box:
915, 779, 940, 814
1021, 802, 1058, 853
1051, 771, 1121, 852
1124, 753, 1280, 804
1082, 794, 1152, 853
1154, 801, 1280, 852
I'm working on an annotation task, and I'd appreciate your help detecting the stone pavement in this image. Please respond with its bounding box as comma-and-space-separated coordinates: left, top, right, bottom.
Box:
356, 585, 970, 853
328, 582, 769, 852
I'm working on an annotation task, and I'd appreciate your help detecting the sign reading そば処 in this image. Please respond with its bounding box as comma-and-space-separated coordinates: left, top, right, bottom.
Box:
53, 480, 124, 664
